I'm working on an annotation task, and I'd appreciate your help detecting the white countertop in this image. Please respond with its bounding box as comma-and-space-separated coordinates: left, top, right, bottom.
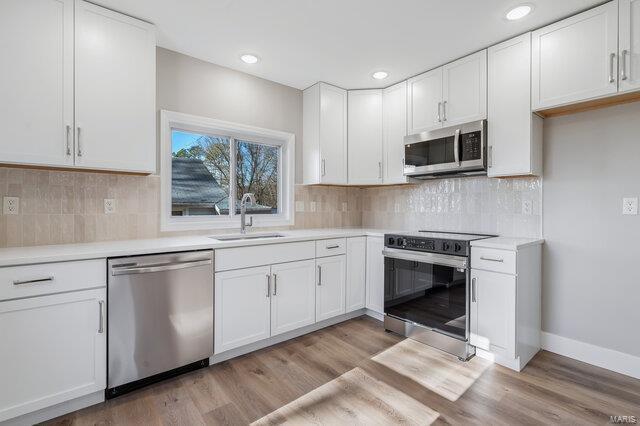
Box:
471, 236, 545, 251
0, 228, 391, 267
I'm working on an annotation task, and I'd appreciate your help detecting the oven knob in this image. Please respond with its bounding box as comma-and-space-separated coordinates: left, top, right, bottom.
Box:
454, 243, 463, 252
397, 238, 406, 247
388, 237, 395, 246
442, 242, 450, 251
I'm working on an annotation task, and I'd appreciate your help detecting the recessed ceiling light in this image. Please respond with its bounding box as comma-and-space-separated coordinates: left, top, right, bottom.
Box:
240, 54, 259, 64
372, 71, 388, 80
505, 4, 532, 20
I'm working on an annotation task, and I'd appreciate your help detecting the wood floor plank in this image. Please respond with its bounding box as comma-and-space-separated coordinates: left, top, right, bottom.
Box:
43, 316, 640, 426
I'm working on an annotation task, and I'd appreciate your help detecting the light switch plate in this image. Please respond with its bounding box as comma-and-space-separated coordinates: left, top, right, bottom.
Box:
104, 198, 116, 214
3, 197, 19, 215
622, 197, 638, 215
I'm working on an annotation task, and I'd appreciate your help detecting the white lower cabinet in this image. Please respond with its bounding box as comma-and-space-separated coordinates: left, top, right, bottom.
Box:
346, 237, 366, 312
365, 236, 385, 314
270, 260, 316, 336
0, 288, 106, 422
316, 255, 346, 321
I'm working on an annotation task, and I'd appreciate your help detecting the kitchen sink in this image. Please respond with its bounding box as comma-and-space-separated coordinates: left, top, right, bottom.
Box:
210, 233, 286, 241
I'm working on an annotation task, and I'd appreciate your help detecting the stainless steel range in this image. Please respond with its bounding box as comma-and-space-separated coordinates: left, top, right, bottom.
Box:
383, 231, 494, 360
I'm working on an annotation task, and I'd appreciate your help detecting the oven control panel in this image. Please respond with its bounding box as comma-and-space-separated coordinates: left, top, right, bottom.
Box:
385, 234, 467, 256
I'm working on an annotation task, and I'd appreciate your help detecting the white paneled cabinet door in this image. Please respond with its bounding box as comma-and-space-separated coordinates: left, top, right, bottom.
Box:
383, 81, 408, 184
488, 33, 542, 177
215, 266, 271, 354
407, 68, 443, 134
365, 236, 385, 314
620, 0, 640, 92
316, 256, 346, 321
270, 260, 316, 336
0, 0, 74, 168
348, 90, 383, 184
346, 237, 367, 312
470, 269, 516, 358
0, 289, 106, 422
532, 1, 618, 110
75, 0, 156, 173
319, 83, 348, 184
442, 50, 487, 127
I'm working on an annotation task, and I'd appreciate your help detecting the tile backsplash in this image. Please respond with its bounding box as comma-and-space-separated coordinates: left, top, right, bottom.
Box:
0, 166, 540, 248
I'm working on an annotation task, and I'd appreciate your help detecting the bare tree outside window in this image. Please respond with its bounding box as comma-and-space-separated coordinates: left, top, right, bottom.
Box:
235, 140, 279, 214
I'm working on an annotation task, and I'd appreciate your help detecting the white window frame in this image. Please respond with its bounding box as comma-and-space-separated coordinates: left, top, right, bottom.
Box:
160, 110, 295, 232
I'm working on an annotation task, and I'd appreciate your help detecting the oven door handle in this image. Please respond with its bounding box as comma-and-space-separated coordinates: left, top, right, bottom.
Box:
382, 248, 468, 269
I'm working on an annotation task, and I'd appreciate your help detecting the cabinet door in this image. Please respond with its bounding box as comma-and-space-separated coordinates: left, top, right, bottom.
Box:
470, 269, 516, 358
75, 0, 156, 173
383, 81, 408, 184
365, 236, 385, 314
620, 0, 640, 92
0, 0, 74, 168
215, 266, 271, 354
442, 50, 487, 127
319, 83, 348, 185
488, 33, 540, 177
348, 90, 383, 185
346, 237, 366, 312
532, 1, 618, 110
0, 289, 106, 422
407, 68, 443, 134
316, 255, 346, 321
303, 84, 321, 184
270, 260, 316, 336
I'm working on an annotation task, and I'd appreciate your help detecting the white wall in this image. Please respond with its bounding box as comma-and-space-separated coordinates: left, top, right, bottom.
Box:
156, 47, 303, 183
542, 102, 640, 358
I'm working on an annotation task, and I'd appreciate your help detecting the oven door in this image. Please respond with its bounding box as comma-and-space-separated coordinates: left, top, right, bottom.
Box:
383, 248, 469, 341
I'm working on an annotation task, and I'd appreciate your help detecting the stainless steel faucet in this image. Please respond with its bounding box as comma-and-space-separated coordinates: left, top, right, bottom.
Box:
240, 193, 256, 234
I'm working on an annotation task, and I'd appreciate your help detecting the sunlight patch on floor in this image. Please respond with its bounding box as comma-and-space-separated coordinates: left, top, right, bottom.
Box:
372, 339, 492, 402
251, 367, 439, 425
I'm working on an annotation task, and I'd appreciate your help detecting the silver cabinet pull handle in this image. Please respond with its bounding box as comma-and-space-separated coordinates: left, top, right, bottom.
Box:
488, 145, 493, 168
317, 265, 322, 286
98, 300, 105, 333
378, 161, 382, 179
13, 276, 54, 286
472, 278, 477, 303
480, 256, 504, 263
609, 53, 616, 83
266, 274, 271, 297
65, 125, 71, 156
321, 159, 326, 177
621, 49, 629, 81
326, 244, 340, 249
442, 100, 447, 121
436, 101, 442, 123
77, 126, 83, 156
273, 274, 277, 296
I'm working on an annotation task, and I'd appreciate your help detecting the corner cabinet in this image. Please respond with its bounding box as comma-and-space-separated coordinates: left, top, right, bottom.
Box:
619, 0, 640, 92
0, 0, 156, 173
348, 90, 383, 185
365, 236, 385, 315
488, 33, 542, 177
382, 81, 409, 184
303, 83, 348, 185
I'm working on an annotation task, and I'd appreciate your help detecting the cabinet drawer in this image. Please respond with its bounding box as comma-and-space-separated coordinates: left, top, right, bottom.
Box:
215, 241, 315, 272
315, 238, 347, 257
471, 247, 516, 274
0, 259, 106, 301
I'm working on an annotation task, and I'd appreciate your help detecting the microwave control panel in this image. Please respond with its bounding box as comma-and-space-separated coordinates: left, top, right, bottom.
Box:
461, 131, 482, 161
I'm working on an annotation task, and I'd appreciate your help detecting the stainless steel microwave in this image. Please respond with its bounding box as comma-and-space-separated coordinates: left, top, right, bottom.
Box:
403, 120, 487, 179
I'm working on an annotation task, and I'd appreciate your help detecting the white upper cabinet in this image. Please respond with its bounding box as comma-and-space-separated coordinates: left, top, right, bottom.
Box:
348, 90, 383, 185
382, 81, 408, 184
407, 68, 443, 134
619, 0, 640, 92
0, 0, 74, 168
488, 33, 542, 177
303, 83, 348, 185
442, 50, 487, 127
75, 0, 156, 173
532, 1, 619, 110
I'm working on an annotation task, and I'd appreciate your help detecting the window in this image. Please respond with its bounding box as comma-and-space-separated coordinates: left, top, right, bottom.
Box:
161, 111, 294, 231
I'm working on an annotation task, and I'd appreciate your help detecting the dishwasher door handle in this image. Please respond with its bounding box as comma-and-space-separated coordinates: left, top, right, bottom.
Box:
111, 259, 212, 275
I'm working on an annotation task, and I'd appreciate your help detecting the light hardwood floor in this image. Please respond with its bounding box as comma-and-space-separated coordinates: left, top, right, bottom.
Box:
45, 316, 640, 425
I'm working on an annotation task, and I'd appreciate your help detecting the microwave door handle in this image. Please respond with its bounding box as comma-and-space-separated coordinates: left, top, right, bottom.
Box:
453, 129, 461, 166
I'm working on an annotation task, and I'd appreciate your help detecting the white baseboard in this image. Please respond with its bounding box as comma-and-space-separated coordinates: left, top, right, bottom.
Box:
541, 332, 640, 379
2, 391, 104, 426
364, 309, 383, 321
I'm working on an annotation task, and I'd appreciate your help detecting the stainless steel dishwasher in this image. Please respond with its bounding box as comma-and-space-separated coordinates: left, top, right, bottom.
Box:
107, 250, 214, 398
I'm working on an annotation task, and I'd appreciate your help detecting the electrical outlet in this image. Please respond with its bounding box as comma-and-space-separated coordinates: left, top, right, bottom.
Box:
3, 197, 19, 215
522, 199, 533, 216
309, 201, 316, 212
104, 198, 116, 214
622, 197, 638, 215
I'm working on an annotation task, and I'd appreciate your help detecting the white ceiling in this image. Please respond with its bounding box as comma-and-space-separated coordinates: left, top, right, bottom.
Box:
93, 0, 603, 90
